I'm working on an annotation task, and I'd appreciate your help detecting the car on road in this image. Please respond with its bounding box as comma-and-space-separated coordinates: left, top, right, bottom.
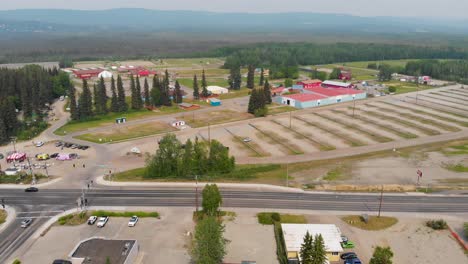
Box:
25, 187, 39, 192
242, 137, 252, 143
36, 153, 50, 160
53, 259, 72, 264
35, 141, 44, 147
340, 252, 357, 260
5, 167, 21, 176
87, 216, 97, 225
128, 216, 139, 227
21, 218, 33, 228
96, 216, 109, 227
344, 257, 362, 264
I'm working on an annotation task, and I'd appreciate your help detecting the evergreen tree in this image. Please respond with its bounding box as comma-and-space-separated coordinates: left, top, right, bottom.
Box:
300, 231, 314, 264
329, 68, 341, 80
116, 75, 128, 112
69, 84, 79, 120
208, 140, 235, 173
1, 97, 19, 135
263, 79, 272, 104
0, 118, 7, 144
151, 75, 162, 107
259, 67, 265, 86
143, 78, 150, 107
201, 69, 209, 98
311, 234, 327, 264
174, 80, 183, 104
135, 76, 143, 108
161, 70, 172, 106
93, 83, 99, 114
181, 139, 193, 177
130, 75, 139, 110
228, 67, 242, 90
78, 79, 93, 119
193, 74, 200, 100
110, 76, 119, 112
284, 78, 293, 88
247, 88, 257, 114
369, 246, 394, 264
247, 64, 255, 89
98, 76, 108, 114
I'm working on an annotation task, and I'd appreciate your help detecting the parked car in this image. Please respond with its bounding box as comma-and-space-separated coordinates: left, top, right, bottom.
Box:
35, 141, 44, 147
243, 137, 252, 143
344, 258, 362, 264
71, 144, 78, 149
36, 153, 50, 160
96, 216, 109, 227
78, 145, 89, 150
21, 218, 33, 228
128, 216, 139, 227
25, 187, 39, 192
53, 259, 72, 264
87, 216, 97, 225
341, 235, 355, 249
5, 167, 21, 176
64, 143, 73, 148
55, 141, 64, 147
0, 153, 4, 159
69, 153, 79, 159
340, 252, 358, 260
50, 153, 59, 158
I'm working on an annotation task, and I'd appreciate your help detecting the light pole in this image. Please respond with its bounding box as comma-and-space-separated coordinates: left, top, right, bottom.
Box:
289, 111, 292, 128
378, 185, 384, 218
352, 94, 356, 118
10, 137, 17, 153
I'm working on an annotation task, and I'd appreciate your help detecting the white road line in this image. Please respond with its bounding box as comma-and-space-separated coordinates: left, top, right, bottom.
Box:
16, 210, 64, 214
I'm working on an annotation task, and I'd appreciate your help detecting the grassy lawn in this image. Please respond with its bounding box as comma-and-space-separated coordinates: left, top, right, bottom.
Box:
0, 209, 6, 225
323, 166, 349, 181
442, 142, 468, 156
380, 81, 433, 94
75, 122, 177, 143
342, 215, 398, 230
152, 58, 225, 68
257, 212, 307, 225
178, 77, 229, 88
175, 68, 229, 77
183, 109, 252, 128
54, 106, 186, 135
340, 59, 415, 69
443, 163, 468, 173
219, 88, 251, 100
268, 105, 297, 115
57, 210, 159, 225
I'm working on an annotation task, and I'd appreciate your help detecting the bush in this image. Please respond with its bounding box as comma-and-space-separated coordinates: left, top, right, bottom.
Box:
273, 222, 288, 264
388, 86, 397, 93
464, 223, 468, 238
254, 106, 268, 117
426, 219, 448, 230
12, 259, 21, 264
257, 212, 278, 225
271, 213, 281, 222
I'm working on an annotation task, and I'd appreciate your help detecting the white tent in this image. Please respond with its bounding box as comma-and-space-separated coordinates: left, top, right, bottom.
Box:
98, 70, 113, 78
207, 86, 229, 95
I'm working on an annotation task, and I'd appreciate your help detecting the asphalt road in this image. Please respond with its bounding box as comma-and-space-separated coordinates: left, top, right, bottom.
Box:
1, 188, 468, 262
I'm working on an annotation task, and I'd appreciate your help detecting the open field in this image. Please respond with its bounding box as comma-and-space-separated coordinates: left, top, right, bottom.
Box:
75, 122, 177, 143
182, 109, 252, 128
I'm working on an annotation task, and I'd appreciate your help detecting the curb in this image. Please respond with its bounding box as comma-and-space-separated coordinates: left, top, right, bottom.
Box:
0, 205, 16, 233
0, 177, 62, 189
448, 226, 468, 251
95, 175, 304, 193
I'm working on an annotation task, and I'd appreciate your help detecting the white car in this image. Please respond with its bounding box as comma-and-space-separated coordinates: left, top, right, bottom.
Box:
96, 216, 109, 227
35, 141, 44, 147
21, 218, 33, 228
87, 216, 97, 225
128, 216, 139, 227
243, 137, 252, 143
5, 167, 21, 176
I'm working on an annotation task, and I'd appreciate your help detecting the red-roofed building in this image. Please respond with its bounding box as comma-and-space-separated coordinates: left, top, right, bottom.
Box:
73, 69, 104, 79
339, 70, 352, 80
297, 79, 322, 89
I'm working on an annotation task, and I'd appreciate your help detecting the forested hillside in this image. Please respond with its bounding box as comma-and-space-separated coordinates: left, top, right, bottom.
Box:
404, 60, 468, 84
0, 65, 71, 143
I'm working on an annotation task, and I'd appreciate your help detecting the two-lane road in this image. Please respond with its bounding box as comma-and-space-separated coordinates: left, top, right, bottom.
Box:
1, 188, 467, 262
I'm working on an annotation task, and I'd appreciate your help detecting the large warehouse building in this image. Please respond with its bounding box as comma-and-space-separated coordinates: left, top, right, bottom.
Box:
282, 224, 343, 263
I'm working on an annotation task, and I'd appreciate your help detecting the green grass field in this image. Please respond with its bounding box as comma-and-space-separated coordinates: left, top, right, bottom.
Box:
342, 215, 398, 230
54, 106, 185, 135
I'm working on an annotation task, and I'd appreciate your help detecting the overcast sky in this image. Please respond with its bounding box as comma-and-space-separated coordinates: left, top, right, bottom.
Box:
1, 0, 466, 19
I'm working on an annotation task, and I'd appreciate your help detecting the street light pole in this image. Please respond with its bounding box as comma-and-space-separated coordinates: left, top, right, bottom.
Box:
195, 175, 199, 212
352, 95, 356, 118
378, 185, 384, 218
10, 137, 17, 153
289, 111, 292, 128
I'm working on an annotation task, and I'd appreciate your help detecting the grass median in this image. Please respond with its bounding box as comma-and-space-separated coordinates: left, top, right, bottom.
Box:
257, 212, 307, 225
342, 215, 398, 230
0, 209, 6, 225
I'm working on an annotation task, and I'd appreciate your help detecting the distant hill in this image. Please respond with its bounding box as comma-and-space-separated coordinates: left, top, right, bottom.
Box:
0, 8, 467, 34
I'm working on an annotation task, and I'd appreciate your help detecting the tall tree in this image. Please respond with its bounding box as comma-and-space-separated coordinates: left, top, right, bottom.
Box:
193, 74, 200, 100
78, 79, 93, 119
151, 75, 162, 107
329, 68, 341, 80
228, 67, 241, 90
98, 76, 108, 114
300, 231, 314, 264
193, 137, 208, 175
263, 79, 272, 104
202, 184, 223, 216
116, 75, 128, 112
201, 69, 209, 97
68, 83, 79, 120
247, 64, 255, 89
161, 70, 172, 106
208, 140, 235, 173
192, 216, 227, 264
369, 246, 394, 264
110, 76, 119, 112
284, 78, 293, 88
247, 88, 257, 114
378, 64, 393, 81
311, 234, 327, 264
135, 76, 143, 108
174, 80, 183, 104
93, 83, 99, 114
130, 75, 139, 110
143, 78, 150, 107
259, 67, 265, 86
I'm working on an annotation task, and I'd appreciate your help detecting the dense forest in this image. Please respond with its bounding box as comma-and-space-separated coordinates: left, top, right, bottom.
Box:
404, 60, 468, 84
222, 43, 468, 78
0, 65, 70, 144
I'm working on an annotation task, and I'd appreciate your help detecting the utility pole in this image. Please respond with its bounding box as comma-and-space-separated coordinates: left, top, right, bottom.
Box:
378, 185, 384, 218
195, 175, 199, 212
352, 95, 356, 118
289, 111, 292, 128
26, 157, 35, 185
10, 137, 17, 153
286, 162, 289, 187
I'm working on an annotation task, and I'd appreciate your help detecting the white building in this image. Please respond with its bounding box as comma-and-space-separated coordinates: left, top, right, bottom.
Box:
98, 70, 113, 79
281, 224, 343, 262
207, 85, 229, 95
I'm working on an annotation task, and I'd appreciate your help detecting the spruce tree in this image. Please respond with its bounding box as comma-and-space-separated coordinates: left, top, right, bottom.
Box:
135, 76, 143, 108
98, 76, 108, 114
130, 75, 139, 110
311, 234, 327, 264
259, 67, 265, 86
69, 83, 79, 120
247, 88, 257, 114
263, 79, 272, 104
78, 79, 93, 119
300, 231, 314, 264
151, 75, 162, 107
0, 118, 7, 144
1, 97, 19, 135
161, 70, 172, 106
193, 74, 200, 100
110, 76, 119, 112
228, 67, 242, 90
93, 83, 100, 114
247, 64, 255, 89
201, 69, 209, 98
174, 80, 183, 104
116, 75, 128, 112
144, 78, 150, 107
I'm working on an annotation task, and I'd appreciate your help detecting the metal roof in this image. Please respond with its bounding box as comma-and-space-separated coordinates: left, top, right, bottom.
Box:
322, 80, 353, 88
281, 224, 343, 253
282, 93, 327, 102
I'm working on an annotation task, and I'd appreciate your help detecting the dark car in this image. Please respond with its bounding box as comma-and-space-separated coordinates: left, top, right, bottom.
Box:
79, 145, 89, 150
344, 258, 362, 264
340, 252, 357, 260
0, 153, 4, 159
55, 141, 64, 147
25, 187, 39, 192
52, 260, 72, 264
64, 143, 73, 148
50, 153, 59, 158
